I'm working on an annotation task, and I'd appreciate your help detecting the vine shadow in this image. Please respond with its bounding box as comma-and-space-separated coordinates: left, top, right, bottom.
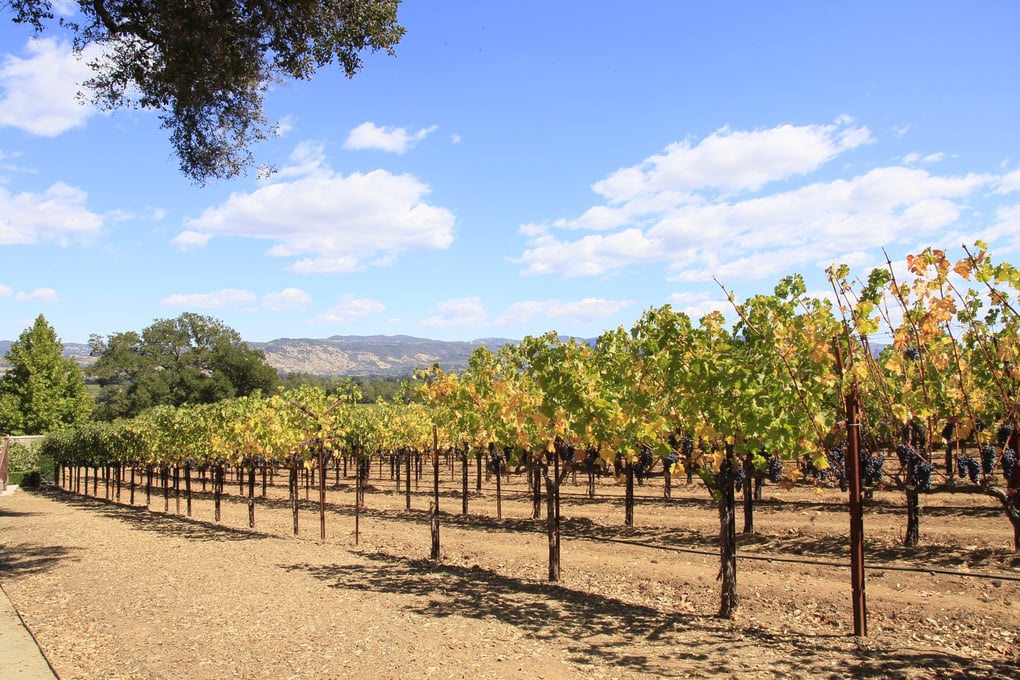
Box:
0, 541, 80, 577
44, 488, 275, 543
282, 550, 1012, 679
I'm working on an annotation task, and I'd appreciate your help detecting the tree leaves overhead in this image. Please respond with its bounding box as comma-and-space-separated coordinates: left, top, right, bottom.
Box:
9, 1, 405, 183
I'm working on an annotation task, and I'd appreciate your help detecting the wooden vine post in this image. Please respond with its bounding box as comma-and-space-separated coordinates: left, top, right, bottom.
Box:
846, 382, 867, 636
836, 337, 867, 636
289, 398, 344, 541
354, 443, 361, 546
431, 424, 441, 560
461, 442, 469, 515
318, 439, 326, 541
405, 448, 412, 510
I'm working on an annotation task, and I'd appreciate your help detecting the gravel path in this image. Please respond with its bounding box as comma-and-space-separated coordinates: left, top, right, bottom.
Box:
1, 477, 1018, 679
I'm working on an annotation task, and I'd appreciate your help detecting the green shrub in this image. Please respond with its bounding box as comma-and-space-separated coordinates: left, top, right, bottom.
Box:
8, 470, 42, 487
6, 440, 36, 470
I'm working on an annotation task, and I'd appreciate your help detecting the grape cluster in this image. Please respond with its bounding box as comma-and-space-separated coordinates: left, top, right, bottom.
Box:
827, 444, 848, 491
732, 465, 747, 491
897, 444, 933, 492
680, 435, 694, 459
957, 454, 981, 483
767, 456, 783, 483
980, 444, 997, 475
822, 445, 884, 488
715, 460, 746, 491
805, 457, 829, 482
827, 444, 846, 474
997, 423, 1014, 448
861, 449, 885, 485
488, 447, 505, 474
913, 459, 934, 491
1002, 447, 1017, 481
895, 443, 911, 467
635, 447, 654, 485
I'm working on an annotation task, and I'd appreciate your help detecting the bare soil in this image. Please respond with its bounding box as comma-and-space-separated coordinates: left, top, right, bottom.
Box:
1, 465, 1018, 679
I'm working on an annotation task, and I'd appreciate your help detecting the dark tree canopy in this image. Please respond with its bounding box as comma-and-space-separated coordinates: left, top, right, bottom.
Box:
0, 315, 93, 435
88, 312, 279, 420
7, 1, 404, 183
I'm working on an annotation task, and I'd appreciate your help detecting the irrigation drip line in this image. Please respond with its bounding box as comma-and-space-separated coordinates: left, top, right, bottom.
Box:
563, 532, 1020, 583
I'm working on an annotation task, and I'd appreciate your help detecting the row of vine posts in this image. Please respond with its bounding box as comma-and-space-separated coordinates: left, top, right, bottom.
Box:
37, 242, 1020, 636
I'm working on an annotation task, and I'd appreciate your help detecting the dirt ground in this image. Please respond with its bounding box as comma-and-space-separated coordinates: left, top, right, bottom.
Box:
1, 463, 1018, 679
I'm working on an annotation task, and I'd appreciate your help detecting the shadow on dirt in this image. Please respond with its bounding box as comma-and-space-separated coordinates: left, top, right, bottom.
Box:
41, 488, 276, 543
283, 550, 1011, 679
0, 541, 80, 577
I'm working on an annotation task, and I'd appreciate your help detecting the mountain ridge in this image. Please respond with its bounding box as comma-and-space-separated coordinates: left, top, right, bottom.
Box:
0, 334, 519, 377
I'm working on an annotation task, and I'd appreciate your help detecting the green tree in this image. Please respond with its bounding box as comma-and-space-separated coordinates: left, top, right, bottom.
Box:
7, 1, 404, 183
0, 314, 93, 434
88, 312, 278, 420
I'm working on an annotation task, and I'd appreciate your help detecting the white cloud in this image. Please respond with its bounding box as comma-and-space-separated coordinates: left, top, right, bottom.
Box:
998, 168, 1020, 193
545, 298, 632, 322
343, 122, 438, 153
14, 287, 58, 302
518, 118, 997, 287
421, 297, 488, 328
0, 284, 11, 297
0, 181, 104, 245
494, 297, 632, 326
519, 228, 662, 277
0, 38, 100, 136
261, 288, 312, 311
493, 300, 544, 326
668, 294, 729, 322
181, 143, 455, 272
274, 115, 295, 137
170, 230, 213, 250
311, 294, 385, 325
590, 117, 872, 204
161, 289, 257, 309
51, 1, 78, 14
903, 151, 946, 165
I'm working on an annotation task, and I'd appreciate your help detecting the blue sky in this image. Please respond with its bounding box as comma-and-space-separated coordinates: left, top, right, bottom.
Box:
2, 1, 1019, 345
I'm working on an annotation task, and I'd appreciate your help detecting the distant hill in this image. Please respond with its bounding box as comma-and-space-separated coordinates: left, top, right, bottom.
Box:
0, 335, 518, 377
0, 340, 95, 372
248, 334, 518, 376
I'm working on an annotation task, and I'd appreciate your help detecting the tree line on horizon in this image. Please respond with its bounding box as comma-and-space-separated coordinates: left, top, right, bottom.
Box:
0, 312, 409, 435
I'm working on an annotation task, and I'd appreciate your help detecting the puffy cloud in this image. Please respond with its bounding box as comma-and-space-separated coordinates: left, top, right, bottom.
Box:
343, 122, 438, 153
668, 292, 729, 322
519, 228, 662, 277
998, 168, 1020, 194
518, 118, 997, 287
161, 289, 257, 309
590, 117, 872, 204
311, 294, 385, 325
0, 38, 100, 136
181, 143, 454, 273
170, 230, 213, 250
261, 288, 312, 311
14, 287, 58, 302
0, 181, 104, 245
494, 297, 632, 326
420, 297, 487, 328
